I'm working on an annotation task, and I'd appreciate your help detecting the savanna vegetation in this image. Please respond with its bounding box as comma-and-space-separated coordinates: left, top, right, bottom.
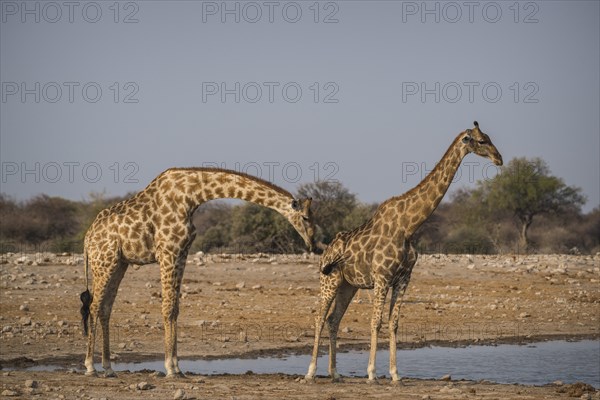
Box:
1, 157, 598, 255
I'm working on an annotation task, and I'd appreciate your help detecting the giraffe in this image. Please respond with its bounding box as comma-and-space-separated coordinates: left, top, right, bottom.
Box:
305, 121, 503, 384
79, 167, 315, 378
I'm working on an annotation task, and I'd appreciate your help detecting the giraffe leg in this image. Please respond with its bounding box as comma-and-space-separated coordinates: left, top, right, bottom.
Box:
84, 255, 124, 377
389, 246, 417, 384
85, 297, 99, 376
326, 280, 357, 382
305, 271, 341, 382
388, 284, 404, 384
159, 253, 187, 378
367, 283, 389, 383
98, 260, 128, 378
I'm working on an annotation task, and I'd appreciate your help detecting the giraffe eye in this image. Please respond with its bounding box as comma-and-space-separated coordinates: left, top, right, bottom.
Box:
478, 140, 488, 145
302, 216, 309, 221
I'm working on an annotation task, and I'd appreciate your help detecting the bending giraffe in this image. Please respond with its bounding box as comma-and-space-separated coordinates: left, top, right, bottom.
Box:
305, 121, 503, 383
80, 167, 315, 378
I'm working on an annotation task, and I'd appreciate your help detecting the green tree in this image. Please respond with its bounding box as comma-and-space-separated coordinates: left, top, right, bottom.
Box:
475, 157, 585, 252
230, 203, 304, 253
296, 181, 361, 244
192, 202, 233, 252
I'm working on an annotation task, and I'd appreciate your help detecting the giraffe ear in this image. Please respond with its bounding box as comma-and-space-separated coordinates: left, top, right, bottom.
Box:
462, 130, 472, 144
473, 121, 479, 128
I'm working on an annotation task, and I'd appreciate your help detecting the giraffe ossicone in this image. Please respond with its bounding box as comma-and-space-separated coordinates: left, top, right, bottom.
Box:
305, 121, 503, 383
80, 167, 315, 377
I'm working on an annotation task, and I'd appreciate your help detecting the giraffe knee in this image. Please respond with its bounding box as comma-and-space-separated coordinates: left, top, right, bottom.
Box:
162, 305, 179, 321
371, 320, 382, 331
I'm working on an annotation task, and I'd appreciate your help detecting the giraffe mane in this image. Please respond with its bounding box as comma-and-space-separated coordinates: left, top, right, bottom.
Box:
164, 167, 295, 198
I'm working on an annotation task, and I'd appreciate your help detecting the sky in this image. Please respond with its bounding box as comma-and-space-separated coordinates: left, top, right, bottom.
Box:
1, 1, 599, 212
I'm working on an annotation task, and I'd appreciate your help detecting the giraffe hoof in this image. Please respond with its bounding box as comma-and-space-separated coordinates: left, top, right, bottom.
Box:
167, 372, 187, 379
301, 376, 316, 384
391, 378, 404, 386
84, 370, 98, 377
367, 378, 380, 385
331, 376, 344, 383
104, 370, 117, 378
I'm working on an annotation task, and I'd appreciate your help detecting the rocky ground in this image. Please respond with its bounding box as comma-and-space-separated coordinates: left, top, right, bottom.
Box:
0, 252, 599, 399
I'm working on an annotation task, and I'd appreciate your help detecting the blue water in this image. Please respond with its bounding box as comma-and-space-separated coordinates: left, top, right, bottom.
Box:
25, 340, 600, 387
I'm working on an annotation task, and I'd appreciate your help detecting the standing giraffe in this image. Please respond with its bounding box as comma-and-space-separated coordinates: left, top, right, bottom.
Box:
80, 167, 315, 378
305, 121, 503, 383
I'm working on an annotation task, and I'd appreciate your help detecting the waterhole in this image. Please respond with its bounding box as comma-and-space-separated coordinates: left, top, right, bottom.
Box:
22, 340, 600, 387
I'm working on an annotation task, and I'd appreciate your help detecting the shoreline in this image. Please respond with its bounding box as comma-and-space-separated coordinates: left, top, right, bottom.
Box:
2, 332, 598, 370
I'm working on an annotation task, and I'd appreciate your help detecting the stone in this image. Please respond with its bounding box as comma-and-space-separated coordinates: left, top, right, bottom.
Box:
440, 374, 451, 381
173, 388, 185, 399
24, 379, 38, 388
235, 282, 245, 289
136, 382, 153, 390
1, 390, 18, 397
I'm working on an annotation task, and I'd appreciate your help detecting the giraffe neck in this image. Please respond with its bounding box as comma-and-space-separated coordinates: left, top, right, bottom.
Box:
401, 135, 467, 234
152, 168, 295, 218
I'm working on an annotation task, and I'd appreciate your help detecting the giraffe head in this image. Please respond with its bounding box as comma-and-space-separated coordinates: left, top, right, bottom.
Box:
461, 121, 503, 166
287, 197, 316, 252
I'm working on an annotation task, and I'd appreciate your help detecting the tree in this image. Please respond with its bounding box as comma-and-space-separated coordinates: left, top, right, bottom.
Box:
296, 181, 362, 244
192, 202, 233, 252
230, 203, 305, 253
475, 157, 585, 252
0, 194, 80, 251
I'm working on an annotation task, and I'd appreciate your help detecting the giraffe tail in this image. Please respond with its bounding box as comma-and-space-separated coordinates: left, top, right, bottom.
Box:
320, 253, 346, 275
79, 252, 92, 336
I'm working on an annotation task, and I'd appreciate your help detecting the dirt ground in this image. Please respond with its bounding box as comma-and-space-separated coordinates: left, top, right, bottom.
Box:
1, 252, 599, 399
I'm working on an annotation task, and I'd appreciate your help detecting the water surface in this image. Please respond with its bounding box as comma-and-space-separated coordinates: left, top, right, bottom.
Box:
26, 340, 600, 387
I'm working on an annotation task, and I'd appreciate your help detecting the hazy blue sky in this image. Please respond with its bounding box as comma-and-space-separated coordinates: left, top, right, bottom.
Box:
1, 1, 599, 212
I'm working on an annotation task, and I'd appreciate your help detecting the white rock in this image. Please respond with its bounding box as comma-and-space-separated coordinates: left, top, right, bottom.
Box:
235, 282, 245, 289
136, 382, 153, 390
173, 388, 185, 399
24, 379, 38, 388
